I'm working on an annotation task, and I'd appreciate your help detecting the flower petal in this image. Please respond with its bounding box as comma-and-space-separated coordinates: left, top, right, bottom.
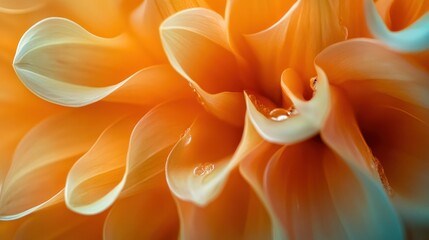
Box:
176, 172, 271, 239
65, 116, 140, 215
13, 17, 150, 107
245, 67, 330, 144
160, 8, 243, 93
245, 0, 344, 101
15, 203, 106, 239
264, 140, 404, 239
364, 0, 429, 52
0, 105, 124, 219
104, 185, 179, 240
316, 39, 429, 109
166, 112, 262, 206
388, 0, 429, 31
0, 0, 46, 14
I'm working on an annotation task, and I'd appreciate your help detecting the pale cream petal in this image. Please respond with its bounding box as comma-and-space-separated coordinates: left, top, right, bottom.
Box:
65, 116, 140, 215
14, 17, 150, 107
245, 67, 330, 144
176, 172, 271, 239
264, 140, 404, 239
0, 105, 125, 219
160, 8, 243, 93
245, 0, 344, 101
316, 39, 429, 109
104, 185, 179, 240
364, 0, 429, 52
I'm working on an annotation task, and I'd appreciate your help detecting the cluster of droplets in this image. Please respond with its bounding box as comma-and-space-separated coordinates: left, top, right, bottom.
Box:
371, 156, 394, 197
188, 82, 206, 107
193, 162, 215, 176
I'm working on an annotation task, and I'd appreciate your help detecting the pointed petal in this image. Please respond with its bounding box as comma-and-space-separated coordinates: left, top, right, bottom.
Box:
176, 172, 271, 239
245, 67, 330, 144
245, 0, 344, 101
166, 112, 243, 206
13, 17, 150, 107
316, 39, 429, 109
364, 0, 429, 52
65, 116, 140, 215
160, 8, 243, 93
264, 140, 404, 239
15, 203, 106, 239
104, 185, 179, 240
0, 105, 124, 219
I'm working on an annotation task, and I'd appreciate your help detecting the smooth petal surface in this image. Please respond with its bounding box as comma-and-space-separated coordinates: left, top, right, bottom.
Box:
245, 0, 344, 101
0, 0, 47, 13
0, 105, 124, 219
166, 112, 243, 206
176, 172, 271, 240
364, 0, 429, 52
245, 67, 330, 144
65, 116, 140, 215
316, 39, 429, 109
264, 140, 404, 239
13, 17, 149, 107
160, 8, 243, 93
104, 185, 179, 240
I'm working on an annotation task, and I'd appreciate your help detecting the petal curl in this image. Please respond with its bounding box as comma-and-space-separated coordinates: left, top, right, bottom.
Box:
364, 0, 429, 52
13, 17, 150, 107
245, 67, 330, 144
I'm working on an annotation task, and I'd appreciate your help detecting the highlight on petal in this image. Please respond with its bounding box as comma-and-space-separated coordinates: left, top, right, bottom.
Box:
166, 112, 263, 206
364, 0, 429, 52
13, 17, 150, 107
176, 172, 272, 239
104, 185, 179, 240
316, 39, 429, 109
245, 0, 345, 101
160, 7, 243, 93
264, 140, 404, 239
245, 66, 330, 144
0, 0, 47, 14
65, 116, 140, 215
0, 106, 124, 220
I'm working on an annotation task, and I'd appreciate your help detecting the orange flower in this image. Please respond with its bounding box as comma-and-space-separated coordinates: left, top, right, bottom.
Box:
0, 0, 428, 239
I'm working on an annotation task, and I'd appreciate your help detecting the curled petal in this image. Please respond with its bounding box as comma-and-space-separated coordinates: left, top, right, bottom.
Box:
13, 17, 149, 107
316, 39, 429, 109
364, 0, 429, 52
0, 106, 124, 220
166, 113, 260, 206
160, 8, 243, 93
65, 116, 140, 215
264, 140, 404, 239
246, 67, 330, 144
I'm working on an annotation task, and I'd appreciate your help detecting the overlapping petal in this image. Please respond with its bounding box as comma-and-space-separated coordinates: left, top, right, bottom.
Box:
13, 17, 150, 107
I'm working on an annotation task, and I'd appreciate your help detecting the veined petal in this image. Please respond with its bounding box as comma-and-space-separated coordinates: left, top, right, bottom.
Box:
316, 39, 429, 109
15, 203, 106, 239
245, 67, 330, 144
0, 105, 125, 220
13, 17, 150, 107
176, 172, 271, 239
65, 116, 140, 215
166, 112, 243, 206
104, 185, 179, 240
160, 8, 243, 93
364, 0, 429, 52
264, 140, 404, 239
245, 0, 344, 101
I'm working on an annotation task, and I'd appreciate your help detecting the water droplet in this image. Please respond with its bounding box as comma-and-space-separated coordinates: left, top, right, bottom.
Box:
193, 162, 215, 176
287, 106, 298, 116
269, 108, 289, 121
372, 157, 394, 197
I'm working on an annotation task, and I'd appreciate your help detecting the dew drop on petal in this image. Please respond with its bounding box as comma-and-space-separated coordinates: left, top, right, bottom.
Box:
193, 165, 206, 176
287, 106, 298, 116
202, 162, 215, 173
269, 108, 289, 121
310, 77, 318, 91
180, 128, 192, 145
193, 162, 215, 176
